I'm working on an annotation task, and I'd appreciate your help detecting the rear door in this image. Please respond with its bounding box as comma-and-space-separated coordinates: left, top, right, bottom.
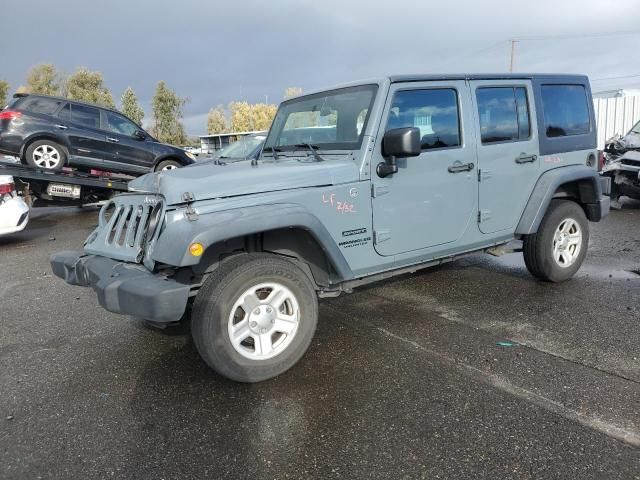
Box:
59, 103, 115, 169
469, 80, 540, 234
102, 110, 155, 173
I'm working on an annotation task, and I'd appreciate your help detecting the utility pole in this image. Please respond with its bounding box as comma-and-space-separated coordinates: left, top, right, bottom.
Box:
509, 39, 518, 72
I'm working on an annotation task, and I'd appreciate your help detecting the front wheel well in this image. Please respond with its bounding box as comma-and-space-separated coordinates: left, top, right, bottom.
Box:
190, 228, 337, 288
153, 157, 187, 170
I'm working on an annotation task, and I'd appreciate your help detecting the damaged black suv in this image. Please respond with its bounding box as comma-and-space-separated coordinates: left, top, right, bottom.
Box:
0, 94, 195, 175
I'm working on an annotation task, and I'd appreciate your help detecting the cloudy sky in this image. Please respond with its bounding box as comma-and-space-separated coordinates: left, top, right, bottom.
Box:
3, 0, 639, 134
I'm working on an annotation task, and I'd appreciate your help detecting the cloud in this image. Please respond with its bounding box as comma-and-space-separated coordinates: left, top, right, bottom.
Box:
2, 0, 639, 134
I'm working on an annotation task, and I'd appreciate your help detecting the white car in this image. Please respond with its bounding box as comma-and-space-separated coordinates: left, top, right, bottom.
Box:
0, 175, 29, 235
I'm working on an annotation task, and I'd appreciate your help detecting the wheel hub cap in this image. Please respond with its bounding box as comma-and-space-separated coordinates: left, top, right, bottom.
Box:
552, 218, 582, 268
227, 282, 300, 360
249, 306, 277, 334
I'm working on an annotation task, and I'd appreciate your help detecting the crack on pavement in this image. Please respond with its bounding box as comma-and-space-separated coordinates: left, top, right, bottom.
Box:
376, 326, 640, 449
362, 290, 640, 385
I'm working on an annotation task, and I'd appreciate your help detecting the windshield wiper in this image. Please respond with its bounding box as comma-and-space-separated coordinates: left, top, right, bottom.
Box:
262, 146, 281, 160
294, 143, 325, 162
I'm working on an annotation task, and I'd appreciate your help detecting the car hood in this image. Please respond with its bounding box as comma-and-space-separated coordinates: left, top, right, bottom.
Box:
128, 158, 360, 205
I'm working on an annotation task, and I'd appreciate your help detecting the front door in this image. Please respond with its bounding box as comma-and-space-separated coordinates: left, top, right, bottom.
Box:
102, 111, 155, 174
371, 81, 477, 256
469, 80, 540, 234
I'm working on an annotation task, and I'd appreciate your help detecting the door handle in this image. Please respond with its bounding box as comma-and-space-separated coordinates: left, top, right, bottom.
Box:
448, 162, 475, 173
515, 153, 537, 164
55, 124, 68, 130
106, 137, 120, 143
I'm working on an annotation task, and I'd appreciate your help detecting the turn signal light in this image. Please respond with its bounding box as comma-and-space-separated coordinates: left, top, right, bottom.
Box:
0, 110, 22, 120
189, 242, 204, 257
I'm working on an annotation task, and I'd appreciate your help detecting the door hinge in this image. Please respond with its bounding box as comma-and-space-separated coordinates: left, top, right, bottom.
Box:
371, 184, 389, 198
374, 229, 391, 244
478, 210, 492, 223
479, 169, 492, 182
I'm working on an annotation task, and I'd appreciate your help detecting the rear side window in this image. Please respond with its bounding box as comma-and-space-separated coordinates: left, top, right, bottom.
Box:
71, 104, 100, 129
476, 87, 530, 144
541, 85, 590, 137
20, 97, 64, 115
387, 88, 461, 150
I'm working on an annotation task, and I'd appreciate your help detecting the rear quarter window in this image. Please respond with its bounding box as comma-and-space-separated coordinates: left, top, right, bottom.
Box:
19, 97, 65, 115
541, 85, 590, 137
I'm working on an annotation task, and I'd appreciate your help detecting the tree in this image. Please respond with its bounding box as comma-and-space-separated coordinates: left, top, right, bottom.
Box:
228, 101, 253, 132
229, 102, 277, 132
251, 103, 277, 130
151, 81, 188, 145
66, 67, 114, 107
207, 105, 227, 134
120, 87, 144, 126
284, 87, 303, 99
23, 64, 61, 96
0, 80, 9, 107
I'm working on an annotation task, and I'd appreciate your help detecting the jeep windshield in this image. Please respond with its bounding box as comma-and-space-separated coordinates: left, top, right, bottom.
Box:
263, 84, 378, 155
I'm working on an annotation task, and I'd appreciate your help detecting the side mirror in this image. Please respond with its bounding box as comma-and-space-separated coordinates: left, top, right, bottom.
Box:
378, 127, 421, 177
133, 130, 146, 141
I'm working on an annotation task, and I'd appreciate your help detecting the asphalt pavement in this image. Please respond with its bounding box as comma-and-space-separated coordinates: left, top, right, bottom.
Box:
1, 201, 639, 479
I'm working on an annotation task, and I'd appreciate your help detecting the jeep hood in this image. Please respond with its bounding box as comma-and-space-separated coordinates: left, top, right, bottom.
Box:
128, 159, 360, 205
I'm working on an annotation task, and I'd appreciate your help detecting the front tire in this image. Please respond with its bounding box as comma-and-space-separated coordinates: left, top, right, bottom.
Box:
523, 199, 589, 282
155, 159, 181, 172
25, 140, 66, 170
191, 254, 318, 383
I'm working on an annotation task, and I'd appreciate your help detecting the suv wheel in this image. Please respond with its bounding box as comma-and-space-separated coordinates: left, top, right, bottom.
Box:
155, 159, 181, 171
523, 199, 589, 282
25, 140, 66, 170
191, 254, 318, 382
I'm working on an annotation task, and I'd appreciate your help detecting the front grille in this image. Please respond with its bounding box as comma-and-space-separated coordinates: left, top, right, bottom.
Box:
84, 194, 164, 263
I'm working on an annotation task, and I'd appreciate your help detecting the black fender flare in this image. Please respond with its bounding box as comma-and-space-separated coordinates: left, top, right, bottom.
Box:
515, 165, 604, 235
150, 203, 353, 281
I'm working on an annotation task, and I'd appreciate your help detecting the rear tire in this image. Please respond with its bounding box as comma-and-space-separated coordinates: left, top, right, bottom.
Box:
523, 199, 589, 282
25, 140, 66, 170
191, 254, 318, 383
155, 159, 181, 172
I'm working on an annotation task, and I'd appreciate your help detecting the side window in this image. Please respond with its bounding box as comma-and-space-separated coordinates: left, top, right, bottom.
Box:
21, 97, 64, 115
71, 104, 100, 129
387, 88, 461, 150
105, 111, 138, 136
541, 85, 590, 137
476, 87, 530, 144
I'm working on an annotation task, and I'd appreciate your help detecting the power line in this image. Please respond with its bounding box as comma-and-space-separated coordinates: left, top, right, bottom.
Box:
513, 30, 640, 41
592, 74, 640, 82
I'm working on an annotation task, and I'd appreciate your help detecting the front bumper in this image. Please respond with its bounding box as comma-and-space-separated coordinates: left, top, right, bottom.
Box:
50, 251, 190, 322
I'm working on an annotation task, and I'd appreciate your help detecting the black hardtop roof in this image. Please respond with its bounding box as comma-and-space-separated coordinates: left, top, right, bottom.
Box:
389, 73, 589, 83
13, 92, 123, 115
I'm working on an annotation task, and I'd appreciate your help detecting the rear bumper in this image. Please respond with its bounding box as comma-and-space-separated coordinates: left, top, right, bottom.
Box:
50, 251, 190, 322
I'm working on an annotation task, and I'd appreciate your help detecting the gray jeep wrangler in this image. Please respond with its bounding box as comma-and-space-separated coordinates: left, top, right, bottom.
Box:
51, 74, 610, 382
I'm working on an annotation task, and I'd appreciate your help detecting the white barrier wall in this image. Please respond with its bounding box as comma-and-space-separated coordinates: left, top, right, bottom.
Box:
593, 92, 640, 149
